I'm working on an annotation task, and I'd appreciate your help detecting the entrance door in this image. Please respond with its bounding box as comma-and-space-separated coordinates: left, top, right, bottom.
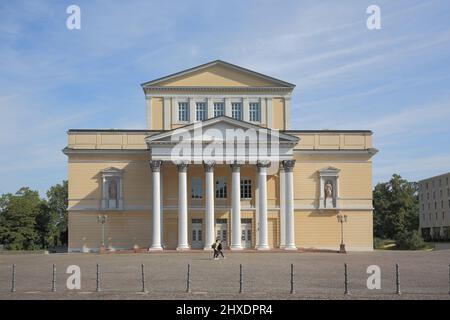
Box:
215, 219, 228, 249
191, 219, 203, 249
241, 219, 252, 248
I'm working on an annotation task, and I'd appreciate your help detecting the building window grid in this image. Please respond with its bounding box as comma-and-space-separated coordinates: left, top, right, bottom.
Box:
191, 177, 203, 199
215, 177, 227, 199
178, 102, 189, 122
249, 102, 261, 122
213, 102, 225, 117
240, 179, 252, 199
196, 102, 207, 121
231, 102, 242, 120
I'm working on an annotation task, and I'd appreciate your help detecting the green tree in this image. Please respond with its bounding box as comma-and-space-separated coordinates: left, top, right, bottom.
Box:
373, 174, 419, 239
46, 180, 68, 246
0, 188, 41, 250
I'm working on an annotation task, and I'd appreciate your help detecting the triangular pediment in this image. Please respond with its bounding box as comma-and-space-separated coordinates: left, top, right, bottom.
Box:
146, 116, 299, 144
141, 60, 295, 88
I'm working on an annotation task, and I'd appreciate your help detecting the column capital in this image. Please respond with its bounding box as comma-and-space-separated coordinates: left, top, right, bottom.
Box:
149, 160, 163, 172
176, 161, 189, 172
282, 160, 296, 172
257, 160, 271, 170
203, 160, 216, 172
230, 161, 241, 172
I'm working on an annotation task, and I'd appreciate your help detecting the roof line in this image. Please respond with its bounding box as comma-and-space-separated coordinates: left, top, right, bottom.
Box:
140, 60, 296, 88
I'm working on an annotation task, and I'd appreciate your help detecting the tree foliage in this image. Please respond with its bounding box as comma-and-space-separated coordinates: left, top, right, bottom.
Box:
373, 174, 419, 239
0, 181, 68, 250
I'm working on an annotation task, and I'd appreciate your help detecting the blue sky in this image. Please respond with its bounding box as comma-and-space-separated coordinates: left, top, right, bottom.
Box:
1, 0, 450, 197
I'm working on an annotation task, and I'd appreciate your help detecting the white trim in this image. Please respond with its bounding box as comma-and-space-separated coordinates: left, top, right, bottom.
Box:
163, 97, 171, 130
266, 98, 273, 128
146, 97, 152, 129
243, 97, 249, 122
284, 97, 291, 130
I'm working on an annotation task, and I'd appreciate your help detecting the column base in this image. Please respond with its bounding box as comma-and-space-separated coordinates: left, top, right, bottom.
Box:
256, 245, 270, 250
148, 246, 163, 251
177, 245, 190, 251
284, 245, 297, 251
230, 245, 243, 250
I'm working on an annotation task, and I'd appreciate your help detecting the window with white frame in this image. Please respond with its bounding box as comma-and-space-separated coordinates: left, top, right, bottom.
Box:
231, 102, 242, 120
191, 177, 203, 199
178, 102, 189, 122
215, 177, 227, 198
213, 102, 225, 117
249, 102, 261, 122
240, 179, 252, 199
101, 167, 123, 210
196, 102, 207, 121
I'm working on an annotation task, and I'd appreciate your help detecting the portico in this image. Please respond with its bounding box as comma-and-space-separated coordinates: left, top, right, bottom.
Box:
146, 116, 299, 251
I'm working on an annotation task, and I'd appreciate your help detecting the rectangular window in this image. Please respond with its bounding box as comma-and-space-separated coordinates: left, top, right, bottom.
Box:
178, 102, 189, 122
213, 102, 225, 117
231, 102, 242, 120
249, 102, 261, 122
215, 177, 227, 198
240, 179, 252, 199
191, 177, 203, 199
196, 102, 207, 121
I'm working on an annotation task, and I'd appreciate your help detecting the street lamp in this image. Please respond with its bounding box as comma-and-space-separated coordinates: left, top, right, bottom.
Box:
97, 214, 108, 252
337, 213, 347, 253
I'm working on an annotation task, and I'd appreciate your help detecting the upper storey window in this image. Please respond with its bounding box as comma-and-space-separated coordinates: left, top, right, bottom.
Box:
196, 102, 207, 121
231, 102, 242, 120
249, 102, 261, 122
178, 102, 189, 122
214, 102, 225, 117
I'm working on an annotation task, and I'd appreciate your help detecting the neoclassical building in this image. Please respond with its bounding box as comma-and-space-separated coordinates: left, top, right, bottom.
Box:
64, 60, 377, 252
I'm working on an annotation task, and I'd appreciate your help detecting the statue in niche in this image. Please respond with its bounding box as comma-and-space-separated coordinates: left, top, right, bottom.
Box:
324, 180, 334, 208
108, 179, 118, 200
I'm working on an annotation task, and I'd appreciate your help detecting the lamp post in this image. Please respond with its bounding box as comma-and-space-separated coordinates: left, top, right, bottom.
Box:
98, 214, 108, 252
337, 213, 347, 253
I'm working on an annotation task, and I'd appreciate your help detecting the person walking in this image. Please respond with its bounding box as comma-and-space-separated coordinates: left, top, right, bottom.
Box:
217, 239, 225, 259
212, 239, 219, 260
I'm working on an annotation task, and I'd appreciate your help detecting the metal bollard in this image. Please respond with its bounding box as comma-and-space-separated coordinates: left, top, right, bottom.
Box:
52, 264, 56, 292
448, 264, 450, 295
239, 264, 243, 294
395, 263, 401, 295
96, 264, 101, 292
11, 264, 16, 293
186, 264, 191, 293
141, 263, 147, 293
344, 263, 349, 295
290, 263, 295, 294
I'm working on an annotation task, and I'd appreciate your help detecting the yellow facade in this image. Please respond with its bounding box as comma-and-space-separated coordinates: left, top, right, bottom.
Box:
65, 60, 377, 252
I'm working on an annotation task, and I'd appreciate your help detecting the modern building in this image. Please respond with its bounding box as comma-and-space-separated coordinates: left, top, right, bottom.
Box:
418, 172, 450, 241
64, 60, 378, 252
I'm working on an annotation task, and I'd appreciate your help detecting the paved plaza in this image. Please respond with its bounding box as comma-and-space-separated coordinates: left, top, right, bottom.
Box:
0, 249, 449, 300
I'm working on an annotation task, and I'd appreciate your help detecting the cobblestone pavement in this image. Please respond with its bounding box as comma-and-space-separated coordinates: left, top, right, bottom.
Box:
0, 250, 449, 300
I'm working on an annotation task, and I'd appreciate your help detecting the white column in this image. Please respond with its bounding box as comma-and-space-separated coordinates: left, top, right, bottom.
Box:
284, 97, 291, 130
243, 97, 249, 122
230, 162, 243, 250
177, 162, 189, 250
207, 98, 214, 119
149, 160, 163, 250
146, 97, 152, 129
283, 160, 297, 250
204, 161, 215, 250
256, 161, 270, 250
266, 98, 273, 128
279, 165, 286, 248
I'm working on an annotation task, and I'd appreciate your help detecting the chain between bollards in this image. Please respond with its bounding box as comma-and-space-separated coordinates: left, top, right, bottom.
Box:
96, 263, 101, 292
290, 263, 295, 294
395, 263, 401, 295
141, 263, 147, 293
344, 263, 349, 295
186, 263, 191, 293
11, 264, 16, 293
239, 264, 243, 294
52, 264, 56, 292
